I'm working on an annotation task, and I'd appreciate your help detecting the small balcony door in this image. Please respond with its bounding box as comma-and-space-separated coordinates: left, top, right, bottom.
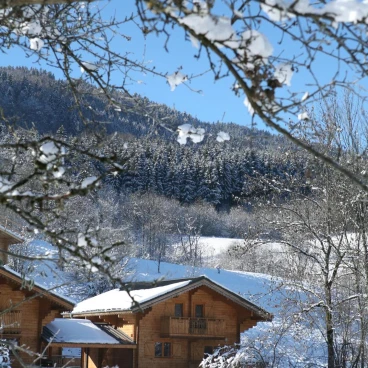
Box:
195, 304, 204, 318
175, 304, 183, 318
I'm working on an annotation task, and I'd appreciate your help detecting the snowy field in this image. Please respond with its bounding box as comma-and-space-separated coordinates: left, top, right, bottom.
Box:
170, 236, 244, 266
173, 236, 289, 266
17, 240, 68, 289
21, 239, 279, 310
124, 257, 280, 312
13, 238, 294, 314
194, 237, 244, 257
14, 238, 326, 367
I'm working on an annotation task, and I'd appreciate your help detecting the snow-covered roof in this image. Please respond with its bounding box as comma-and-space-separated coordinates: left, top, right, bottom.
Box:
42, 319, 134, 345
0, 266, 75, 308
0, 224, 24, 243
72, 280, 191, 314
71, 276, 272, 320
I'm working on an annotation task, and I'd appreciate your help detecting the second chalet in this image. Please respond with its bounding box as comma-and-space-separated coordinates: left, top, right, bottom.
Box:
43, 276, 272, 368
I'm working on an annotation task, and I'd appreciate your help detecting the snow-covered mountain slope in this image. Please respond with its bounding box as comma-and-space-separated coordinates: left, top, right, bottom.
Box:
10, 239, 75, 300
176, 236, 243, 257
124, 257, 280, 313
9, 238, 326, 366
17, 239, 281, 310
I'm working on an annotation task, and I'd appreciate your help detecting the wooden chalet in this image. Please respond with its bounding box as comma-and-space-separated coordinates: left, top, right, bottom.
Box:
0, 265, 75, 368
44, 276, 272, 368
0, 223, 272, 368
0, 225, 75, 368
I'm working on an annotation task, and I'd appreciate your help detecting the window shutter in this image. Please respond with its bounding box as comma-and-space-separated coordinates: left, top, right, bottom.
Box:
191, 345, 203, 360
144, 342, 154, 357
172, 343, 182, 357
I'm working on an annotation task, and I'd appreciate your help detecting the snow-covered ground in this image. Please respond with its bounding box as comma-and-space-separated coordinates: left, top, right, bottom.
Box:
195, 237, 244, 257
168, 236, 244, 266
20, 239, 280, 310
11, 238, 298, 314
10, 238, 326, 367
10, 239, 74, 299
124, 257, 280, 313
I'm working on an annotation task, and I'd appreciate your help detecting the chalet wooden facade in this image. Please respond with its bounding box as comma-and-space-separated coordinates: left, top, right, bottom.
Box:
45, 277, 272, 368
0, 224, 272, 368
0, 226, 74, 368
0, 266, 75, 368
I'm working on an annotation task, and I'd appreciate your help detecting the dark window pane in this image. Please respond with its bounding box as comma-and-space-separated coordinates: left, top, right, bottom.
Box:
155, 342, 162, 357
164, 342, 171, 357
204, 346, 213, 357
175, 303, 183, 317
195, 304, 204, 318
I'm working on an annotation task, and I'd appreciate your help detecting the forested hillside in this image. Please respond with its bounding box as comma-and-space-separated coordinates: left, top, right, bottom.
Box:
0, 66, 268, 139
113, 138, 309, 208
0, 67, 310, 210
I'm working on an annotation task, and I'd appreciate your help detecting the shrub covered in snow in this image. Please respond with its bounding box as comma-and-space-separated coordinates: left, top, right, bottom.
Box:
201, 316, 327, 367
0, 342, 11, 368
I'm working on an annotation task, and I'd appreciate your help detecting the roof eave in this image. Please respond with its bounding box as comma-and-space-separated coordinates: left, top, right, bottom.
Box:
0, 225, 24, 243
69, 276, 272, 321
135, 277, 272, 320
201, 279, 272, 321
67, 310, 133, 318
0, 267, 74, 310
42, 340, 137, 349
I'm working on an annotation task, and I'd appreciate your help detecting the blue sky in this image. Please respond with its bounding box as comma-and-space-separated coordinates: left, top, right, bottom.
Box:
99, 1, 260, 128
0, 0, 359, 132
0, 1, 261, 129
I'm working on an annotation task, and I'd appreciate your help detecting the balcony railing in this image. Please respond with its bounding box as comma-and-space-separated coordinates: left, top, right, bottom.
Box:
0, 310, 21, 334
161, 317, 225, 338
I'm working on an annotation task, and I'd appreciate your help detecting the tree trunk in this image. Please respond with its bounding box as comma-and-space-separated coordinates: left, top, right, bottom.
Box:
326, 306, 335, 368
325, 265, 335, 368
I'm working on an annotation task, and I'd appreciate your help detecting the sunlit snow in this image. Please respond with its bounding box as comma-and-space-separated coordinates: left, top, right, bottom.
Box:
179, 14, 237, 48
0, 177, 12, 193
301, 91, 309, 102
298, 112, 309, 120
241, 30, 273, 61
177, 123, 205, 144
39, 141, 59, 164
216, 131, 230, 142
80, 62, 98, 73
14, 237, 331, 366
166, 71, 188, 91
72, 280, 191, 314
81, 176, 98, 189
243, 97, 255, 116
261, 0, 294, 21
262, 0, 368, 23
274, 63, 293, 86
29, 37, 44, 51
44, 319, 121, 344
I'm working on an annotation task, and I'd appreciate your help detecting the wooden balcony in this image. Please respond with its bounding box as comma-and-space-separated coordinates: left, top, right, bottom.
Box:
1, 310, 21, 334
161, 317, 225, 339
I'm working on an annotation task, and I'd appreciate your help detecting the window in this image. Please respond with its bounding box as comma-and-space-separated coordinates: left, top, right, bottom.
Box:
204, 346, 214, 358
174, 303, 183, 317
195, 304, 204, 318
154, 342, 171, 358
164, 342, 171, 357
